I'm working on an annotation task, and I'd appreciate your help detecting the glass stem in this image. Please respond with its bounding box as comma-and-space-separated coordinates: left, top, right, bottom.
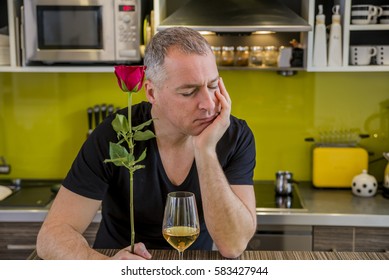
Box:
178, 251, 184, 260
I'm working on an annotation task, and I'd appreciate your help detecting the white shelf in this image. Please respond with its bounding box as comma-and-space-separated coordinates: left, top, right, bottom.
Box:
307, 65, 389, 72
349, 24, 389, 31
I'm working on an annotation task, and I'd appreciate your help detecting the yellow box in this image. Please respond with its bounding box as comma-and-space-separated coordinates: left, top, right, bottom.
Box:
312, 147, 368, 188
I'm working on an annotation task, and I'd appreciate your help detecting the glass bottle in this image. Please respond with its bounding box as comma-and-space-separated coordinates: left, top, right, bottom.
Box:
234, 46, 249, 66
221, 46, 235, 66
249, 46, 264, 66
263, 46, 279, 67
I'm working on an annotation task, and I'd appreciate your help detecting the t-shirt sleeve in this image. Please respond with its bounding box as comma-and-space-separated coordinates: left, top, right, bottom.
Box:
218, 118, 256, 185
62, 117, 115, 200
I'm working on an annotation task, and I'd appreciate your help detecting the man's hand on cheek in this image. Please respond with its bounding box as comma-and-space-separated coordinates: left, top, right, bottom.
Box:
193, 77, 231, 153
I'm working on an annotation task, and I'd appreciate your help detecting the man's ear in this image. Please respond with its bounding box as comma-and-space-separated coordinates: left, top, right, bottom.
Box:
144, 80, 156, 104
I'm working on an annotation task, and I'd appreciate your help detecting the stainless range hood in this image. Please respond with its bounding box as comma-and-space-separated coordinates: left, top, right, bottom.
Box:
157, 0, 311, 34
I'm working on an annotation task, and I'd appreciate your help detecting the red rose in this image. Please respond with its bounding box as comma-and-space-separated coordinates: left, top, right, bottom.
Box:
114, 65, 146, 93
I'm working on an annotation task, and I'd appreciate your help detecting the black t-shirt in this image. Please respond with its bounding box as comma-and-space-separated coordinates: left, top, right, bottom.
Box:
63, 101, 255, 250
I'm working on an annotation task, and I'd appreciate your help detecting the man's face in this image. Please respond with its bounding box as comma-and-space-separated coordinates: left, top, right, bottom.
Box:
149, 47, 221, 136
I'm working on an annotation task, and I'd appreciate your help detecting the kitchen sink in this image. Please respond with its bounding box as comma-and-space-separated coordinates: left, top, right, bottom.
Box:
254, 181, 307, 212
0, 180, 60, 208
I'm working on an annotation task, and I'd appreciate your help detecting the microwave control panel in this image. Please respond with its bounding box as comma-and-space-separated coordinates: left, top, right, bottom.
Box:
114, 0, 141, 61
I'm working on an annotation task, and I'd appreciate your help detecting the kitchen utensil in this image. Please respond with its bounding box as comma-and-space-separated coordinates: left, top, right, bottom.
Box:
305, 129, 369, 147
351, 5, 382, 25
350, 45, 377, 66
275, 171, 295, 195
87, 107, 93, 137
381, 17, 389, 24
101, 103, 107, 119
312, 146, 369, 188
376, 46, 389, 65
275, 195, 292, 208
108, 104, 114, 115
352, 170, 378, 197
383, 152, 389, 192
94, 105, 100, 127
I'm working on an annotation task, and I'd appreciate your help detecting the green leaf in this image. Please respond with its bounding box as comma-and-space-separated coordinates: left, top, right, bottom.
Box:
134, 148, 147, 164
126, 153, 135, 165
133, 165, 145, 171
104, 158, 125, 167
111, 114, 129, 134
132, 119, 154, 132
108, 142, 128, 159
133, 130, 156, 141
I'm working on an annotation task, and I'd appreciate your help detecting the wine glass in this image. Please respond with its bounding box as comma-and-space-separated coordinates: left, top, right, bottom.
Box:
162, 191, 200, 260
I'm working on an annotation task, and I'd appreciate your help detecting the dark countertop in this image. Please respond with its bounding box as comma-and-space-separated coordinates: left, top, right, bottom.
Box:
255, 181, 389, 227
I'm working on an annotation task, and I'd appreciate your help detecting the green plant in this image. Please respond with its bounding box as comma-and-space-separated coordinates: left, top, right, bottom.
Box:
104, 65, 155, 253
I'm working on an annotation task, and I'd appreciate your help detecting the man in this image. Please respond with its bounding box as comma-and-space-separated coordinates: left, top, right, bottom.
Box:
36, 27, 256, 260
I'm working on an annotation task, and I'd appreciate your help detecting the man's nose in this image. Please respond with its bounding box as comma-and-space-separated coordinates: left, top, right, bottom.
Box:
198, 88, 217, 113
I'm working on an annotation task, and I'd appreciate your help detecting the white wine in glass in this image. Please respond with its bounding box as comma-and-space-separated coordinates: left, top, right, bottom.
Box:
162, 191, 200, 260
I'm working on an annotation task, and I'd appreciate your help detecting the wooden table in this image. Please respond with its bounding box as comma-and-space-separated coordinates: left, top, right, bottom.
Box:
27, 249, 389, 260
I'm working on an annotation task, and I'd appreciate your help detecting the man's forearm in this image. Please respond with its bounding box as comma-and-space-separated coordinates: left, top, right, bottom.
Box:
194, 149, 256, 258
36, 223, 108, 260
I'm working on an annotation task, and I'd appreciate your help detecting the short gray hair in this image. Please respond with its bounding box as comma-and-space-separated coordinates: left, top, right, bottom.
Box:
144, 27, 212, 86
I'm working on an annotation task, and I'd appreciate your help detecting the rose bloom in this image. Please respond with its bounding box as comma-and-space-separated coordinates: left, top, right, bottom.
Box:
114, 65, 146, 93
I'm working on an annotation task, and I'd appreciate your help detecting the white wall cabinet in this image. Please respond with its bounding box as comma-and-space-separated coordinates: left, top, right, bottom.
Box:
303, 0, 389, 72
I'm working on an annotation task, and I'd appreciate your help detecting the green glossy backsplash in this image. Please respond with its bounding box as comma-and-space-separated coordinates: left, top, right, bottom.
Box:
0, 71, 388, 182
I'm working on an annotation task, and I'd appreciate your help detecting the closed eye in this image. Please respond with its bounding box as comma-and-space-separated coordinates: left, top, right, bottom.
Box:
181, 88, 198, 97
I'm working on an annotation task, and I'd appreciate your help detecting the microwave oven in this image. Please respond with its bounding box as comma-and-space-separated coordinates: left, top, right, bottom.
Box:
22, 0, 143, 64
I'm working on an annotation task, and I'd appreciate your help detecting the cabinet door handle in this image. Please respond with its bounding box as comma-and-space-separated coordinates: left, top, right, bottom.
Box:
7, 244, 36, 250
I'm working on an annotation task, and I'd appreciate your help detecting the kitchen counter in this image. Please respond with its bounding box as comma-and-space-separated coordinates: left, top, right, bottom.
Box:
256, 181, 389, 227
1, 181, 389, 227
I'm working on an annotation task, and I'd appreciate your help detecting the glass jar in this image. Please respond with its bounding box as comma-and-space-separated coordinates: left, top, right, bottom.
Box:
249, 46, 264, 66
221, 46, 235, 66
234, 46, 249, 66
211, 46, 222, 66
263, 46, 279, 67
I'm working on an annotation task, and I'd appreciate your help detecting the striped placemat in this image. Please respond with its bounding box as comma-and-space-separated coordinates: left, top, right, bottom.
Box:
27, 249, 389, 260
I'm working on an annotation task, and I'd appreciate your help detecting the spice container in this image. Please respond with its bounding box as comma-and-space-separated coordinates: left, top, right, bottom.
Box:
221, 46, 235, 66
211, 46, 222, 65
249, 46, 263, 66
263, 46, 279, 67
234, 46, 249, 66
